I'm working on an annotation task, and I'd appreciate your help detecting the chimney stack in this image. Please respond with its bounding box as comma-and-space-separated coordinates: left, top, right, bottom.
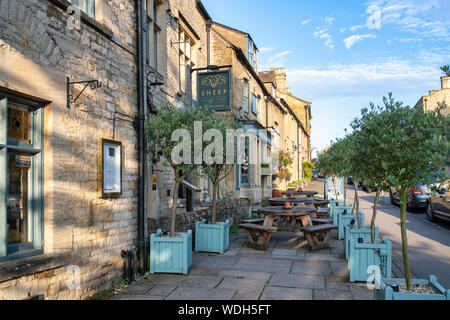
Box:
441, 76, 450, 90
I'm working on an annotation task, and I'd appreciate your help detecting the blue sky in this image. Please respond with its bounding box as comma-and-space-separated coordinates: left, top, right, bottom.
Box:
203, 0, 450, 157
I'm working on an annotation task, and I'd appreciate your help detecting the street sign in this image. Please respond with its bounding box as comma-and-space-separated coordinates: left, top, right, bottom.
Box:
197, 70, 231, 111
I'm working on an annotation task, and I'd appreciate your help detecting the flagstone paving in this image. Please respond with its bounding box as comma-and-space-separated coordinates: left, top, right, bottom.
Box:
111, 227, 373, 300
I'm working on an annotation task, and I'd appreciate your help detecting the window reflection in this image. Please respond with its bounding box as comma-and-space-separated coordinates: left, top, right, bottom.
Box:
7, 153, 31, 245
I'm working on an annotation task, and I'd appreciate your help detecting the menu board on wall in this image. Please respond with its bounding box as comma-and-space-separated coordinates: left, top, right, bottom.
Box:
99, 139, 122, 198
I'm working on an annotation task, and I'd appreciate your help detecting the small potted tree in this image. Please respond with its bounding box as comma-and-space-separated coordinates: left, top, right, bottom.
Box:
345, 101, 393, 281
195, 116, 238, 254
316, 149, 349, 222
145, 102, 216, 274
331, 136, 364, 240
370, 94, 449, 298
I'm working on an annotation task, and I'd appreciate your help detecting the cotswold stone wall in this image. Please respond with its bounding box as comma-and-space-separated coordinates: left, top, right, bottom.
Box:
148, 199, 252, 236
0, 0, 138, 299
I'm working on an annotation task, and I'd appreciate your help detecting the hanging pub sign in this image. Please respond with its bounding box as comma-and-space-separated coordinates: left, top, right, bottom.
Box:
98, 138, 122, 198
197, 70, 231, 111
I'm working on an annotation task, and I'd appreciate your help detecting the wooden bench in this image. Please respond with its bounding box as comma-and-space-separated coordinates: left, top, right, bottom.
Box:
316, 208, 330, 216
311, 218, 334, 225
239, 224, 278, 250
298, 224, 337, 251
241, 218, 265, 225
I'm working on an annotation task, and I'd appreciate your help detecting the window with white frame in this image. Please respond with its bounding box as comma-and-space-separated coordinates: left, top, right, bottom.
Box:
0, 94, 44, 261
243, 80, 249, 114
69, 0, 95, 18
240, 137, 250, 185
179, 27, 194, 93
246, 36, 257, 72
252, 93, 258, 115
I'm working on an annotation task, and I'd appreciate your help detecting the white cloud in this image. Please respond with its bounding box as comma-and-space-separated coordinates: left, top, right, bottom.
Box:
340, 28, 347, 33
343, 34, 377, 49
301, 19, 312, 26
314, 28, 335, 49
260, 51, 293, 69
285, 55, 448, 101
259, 47, 275, 54
285, 57, 447, 157
324, 17, 335, 25
349, 24, 365, 32
273, 51, 292, 58
364, 0, 449, 39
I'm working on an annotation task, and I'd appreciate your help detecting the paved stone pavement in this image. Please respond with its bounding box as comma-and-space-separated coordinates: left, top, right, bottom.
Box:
111, 219, 373, 300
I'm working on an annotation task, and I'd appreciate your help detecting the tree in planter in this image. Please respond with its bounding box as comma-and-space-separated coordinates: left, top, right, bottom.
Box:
144, 101, 217, 236
200, 116, 239, 225
316, 146, 338, 196
351, 102, 392, 243
364, 93, 449, 289
328, 135, 365, 228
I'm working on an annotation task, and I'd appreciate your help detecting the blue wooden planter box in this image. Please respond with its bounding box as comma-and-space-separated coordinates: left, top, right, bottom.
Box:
331, 205, 353, 225
344, 225, 379, 260
150, 229, 192, 275
348, 237, 392, 283
374, 275, 450, 300
195, 219, 230, 254
337, 211, 364, 240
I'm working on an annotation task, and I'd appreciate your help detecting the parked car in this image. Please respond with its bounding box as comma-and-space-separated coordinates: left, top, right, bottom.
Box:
312, 169, 319, 178
426, 179, 450, 223
389, 185, 431, 211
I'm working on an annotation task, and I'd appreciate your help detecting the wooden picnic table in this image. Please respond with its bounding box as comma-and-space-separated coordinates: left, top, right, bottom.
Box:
239, 206, 317, 250
282, 190, 318, 198
258, 206, 317, 232
268, 197, 314, 207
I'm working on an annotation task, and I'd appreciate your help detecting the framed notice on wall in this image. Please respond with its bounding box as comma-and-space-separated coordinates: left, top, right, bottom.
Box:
99, 139, 122, 198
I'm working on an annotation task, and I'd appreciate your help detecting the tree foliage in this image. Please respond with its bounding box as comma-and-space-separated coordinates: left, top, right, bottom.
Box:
145, 101, 220, 235
200, 116, 239, 225
441, 65, 450, 76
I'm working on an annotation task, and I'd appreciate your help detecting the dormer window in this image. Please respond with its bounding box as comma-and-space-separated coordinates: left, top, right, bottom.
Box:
246, 36, 257, 72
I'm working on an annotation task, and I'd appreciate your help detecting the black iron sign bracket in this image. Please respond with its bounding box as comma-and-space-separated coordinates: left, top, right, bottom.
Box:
67, 76, 102, 109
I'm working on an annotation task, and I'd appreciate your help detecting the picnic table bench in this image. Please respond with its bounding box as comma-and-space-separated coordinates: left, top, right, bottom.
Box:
238, 224, 278, 250
313, 198, 330, 209
241, 218, 265, 225
297, 214, 337, 251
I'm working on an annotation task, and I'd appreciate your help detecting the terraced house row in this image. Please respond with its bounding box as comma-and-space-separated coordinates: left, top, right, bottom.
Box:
0, 0, 311, 299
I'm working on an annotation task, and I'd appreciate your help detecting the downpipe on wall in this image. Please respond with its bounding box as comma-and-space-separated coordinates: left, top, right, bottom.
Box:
136, 0, 146, 276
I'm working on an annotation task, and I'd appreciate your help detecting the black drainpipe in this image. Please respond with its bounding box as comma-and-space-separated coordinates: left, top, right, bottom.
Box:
136, 0, 146, 276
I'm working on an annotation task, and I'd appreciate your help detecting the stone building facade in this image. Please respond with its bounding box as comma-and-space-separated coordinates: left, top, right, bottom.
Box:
415, 76, 450, 115
414, 75, 450, 175
0, 0, 139, 299
209, 22, 281, 203
0, 0, 313, 300
259, 68, 312, 190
